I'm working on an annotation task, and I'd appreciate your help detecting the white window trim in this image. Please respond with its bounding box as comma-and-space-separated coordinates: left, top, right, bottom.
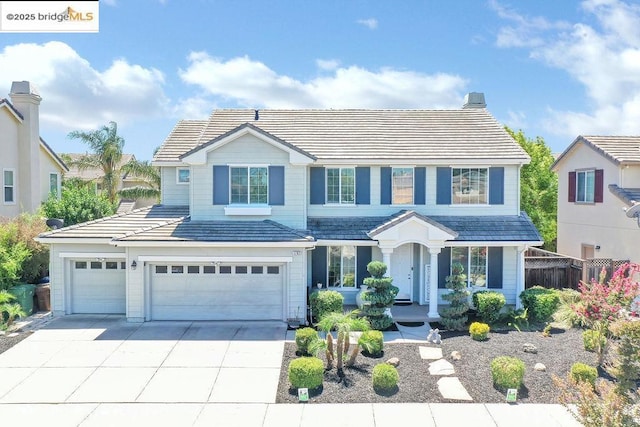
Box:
575, 169, 596, 204
229, 165, 269, 206
327, 245, 358, 289
451, 167, 489, 206
326, 166, 356, 205
176, 167, 190, 185
3, 168, 16, 205
224, 206, 272, 216
49, 172, 60, 198
392, 166, 414, 205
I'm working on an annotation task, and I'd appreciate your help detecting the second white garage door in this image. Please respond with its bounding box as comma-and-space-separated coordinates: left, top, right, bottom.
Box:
150, 264, 284, 320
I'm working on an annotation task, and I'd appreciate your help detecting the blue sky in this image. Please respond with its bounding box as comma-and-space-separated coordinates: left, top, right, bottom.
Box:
1, 0, 639, 161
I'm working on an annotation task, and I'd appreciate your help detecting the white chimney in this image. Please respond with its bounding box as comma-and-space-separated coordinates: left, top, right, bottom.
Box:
10, 81, 42, 212
462, 92, 486, 109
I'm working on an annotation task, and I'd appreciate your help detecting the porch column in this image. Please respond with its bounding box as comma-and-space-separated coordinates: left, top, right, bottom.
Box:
381, 247, 393, 277
515, 246, 526, 309
428, 247, 441, 318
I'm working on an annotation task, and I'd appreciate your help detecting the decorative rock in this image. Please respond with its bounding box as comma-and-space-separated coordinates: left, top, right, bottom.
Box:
534, 363, 546, 371
428, 358, 455, 376
7, 332, 18, 338
523, 343, 538, 354
426, 328, 442, 344
451, 351, 462, 361
387, 357, 400, 367
419, 346, 443, 360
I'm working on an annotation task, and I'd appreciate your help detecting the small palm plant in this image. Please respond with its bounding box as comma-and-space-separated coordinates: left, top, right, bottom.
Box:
0, 290, 26, 329
316, 310, 370, 374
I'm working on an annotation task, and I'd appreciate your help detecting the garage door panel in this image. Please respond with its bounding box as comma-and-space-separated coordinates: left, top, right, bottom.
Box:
72, 260, 126, 314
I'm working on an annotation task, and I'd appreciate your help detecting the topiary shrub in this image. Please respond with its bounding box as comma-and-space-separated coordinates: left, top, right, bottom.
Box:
570, 362, 598, 388
519, 286, 560, 324
472, 290, 506, 325
583, 329, 607, 353
372, 363, 399, 392
309, 290, 343, 323
491, 356, 525, 390
295, 327, 319, 356
288, 357, 324, 390
439, 262, 470, 331
361, 261, 398, 331
469, 321, 490, 341
358, 330, 384, 356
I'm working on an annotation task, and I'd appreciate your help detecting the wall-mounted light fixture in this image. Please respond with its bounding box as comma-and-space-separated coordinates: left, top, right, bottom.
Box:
131, 260, 137, 270
595, 245, 601, 251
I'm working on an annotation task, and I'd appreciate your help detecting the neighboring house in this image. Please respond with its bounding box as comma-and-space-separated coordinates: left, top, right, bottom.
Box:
0, 81, 68, 218
64, 153, 155, 212
36, 93, 542, 322
552, 135, 640, 264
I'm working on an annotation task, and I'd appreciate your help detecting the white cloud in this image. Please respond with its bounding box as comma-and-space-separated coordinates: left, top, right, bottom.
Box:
503, 110, 528, 131
494, 0, 640, 139
316, 58, 340, 71
357, 18, 378, 30
0, 41, 169, 131
178, 53, 468, 110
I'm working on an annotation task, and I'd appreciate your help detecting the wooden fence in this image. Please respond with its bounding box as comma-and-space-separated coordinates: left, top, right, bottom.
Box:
524, 247, 629, 290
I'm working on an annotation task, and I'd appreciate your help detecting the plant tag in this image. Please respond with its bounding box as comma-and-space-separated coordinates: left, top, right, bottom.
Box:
506, 388, 518, 403
298, 388, 309, 402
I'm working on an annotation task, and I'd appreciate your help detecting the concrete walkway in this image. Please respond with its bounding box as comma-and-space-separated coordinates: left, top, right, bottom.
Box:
0, 315, 583, 427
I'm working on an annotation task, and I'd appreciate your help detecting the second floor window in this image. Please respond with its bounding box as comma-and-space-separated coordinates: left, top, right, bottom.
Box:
177, 168, 190, 184
452, 168, 488, 204
576, 170, 595, 203
392, 167, 413, 204
3, 169, 14, 203
326, 168, 355, 204
230, 166, 268, 204
49, 173, 59, 197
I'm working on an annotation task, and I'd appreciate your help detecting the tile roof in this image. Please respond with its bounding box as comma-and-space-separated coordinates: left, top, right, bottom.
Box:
37, 205, 189, 240
154, 109, 530, 163
609, 184, 640, 206
64, 153, 135, 180
307, 211, 542, 242
553, 135, 640, 169
114, 219, 314, 243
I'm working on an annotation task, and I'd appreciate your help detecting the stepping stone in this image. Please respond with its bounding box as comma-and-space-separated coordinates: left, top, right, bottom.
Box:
419, 346, 443, 360
437, 377, 473, 401
428, 359, 455, 375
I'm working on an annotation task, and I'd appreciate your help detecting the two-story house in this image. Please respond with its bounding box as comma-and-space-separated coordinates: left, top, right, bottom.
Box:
1, 81, 68, 218
36, 93, 542, 323
552, 135, 640, 263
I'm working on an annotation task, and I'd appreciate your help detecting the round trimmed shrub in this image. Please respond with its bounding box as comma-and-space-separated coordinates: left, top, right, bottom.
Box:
519, 286, 560, 324
491, 356, 525, 390
309, 290, 343, 322
582, 329, 607, 353
288, 357, 324, 390
472, 290, 506, 324
372, 363, 399, 392
570, 362, 597, 388
358, 330, 384, 356
295, 327, 319, 356
469, 321, 490, 341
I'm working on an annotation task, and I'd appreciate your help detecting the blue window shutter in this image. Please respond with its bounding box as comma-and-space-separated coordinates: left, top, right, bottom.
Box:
213, 165, 229, 205
380, 167, 392, 205
310, 167, 325, 205
489, 167, 504, 205
414, 167, 426, 205
487, 247, 503, 289
356, 246, 372, 287
312, 246, 327, 287
268, 166, 285, 206
355, 167, 370, 205
438, 247, 451, 289
436, 167, 451, 205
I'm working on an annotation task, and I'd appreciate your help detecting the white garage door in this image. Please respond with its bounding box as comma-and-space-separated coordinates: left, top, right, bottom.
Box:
71, 259, 126, 314
151, 264, 283, 320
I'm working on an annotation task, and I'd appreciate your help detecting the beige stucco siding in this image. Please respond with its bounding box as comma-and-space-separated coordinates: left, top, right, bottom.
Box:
39, 146, 62, 204
0, 113, 20, 217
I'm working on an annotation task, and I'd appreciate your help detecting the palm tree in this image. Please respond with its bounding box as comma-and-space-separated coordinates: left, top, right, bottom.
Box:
317, 310, 370, 373
67, 121, 124, 205
118, 159, 160, 202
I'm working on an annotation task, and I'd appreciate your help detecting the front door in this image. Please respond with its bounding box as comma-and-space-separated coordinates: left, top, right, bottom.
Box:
393, 243, 413, 302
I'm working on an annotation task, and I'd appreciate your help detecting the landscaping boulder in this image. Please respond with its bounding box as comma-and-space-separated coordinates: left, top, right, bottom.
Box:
523, 343, 538, 354
534, 363, 546, 371
386, 357, 400, 367
451, 351, 462, 361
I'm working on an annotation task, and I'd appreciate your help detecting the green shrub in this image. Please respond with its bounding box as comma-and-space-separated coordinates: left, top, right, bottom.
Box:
372, 363, 399, 392
491, 356, 525, 390
469, 321, 490, 341
583, 329, 607, 353
288, 357, 324, 390
552, 288, 585, 328
309, 290, 343, 322
570, 362, 598, 388
472, 290, 506, 324
519, 286, 560, 323
358, 330, 384, 356
295, 327, 319, 356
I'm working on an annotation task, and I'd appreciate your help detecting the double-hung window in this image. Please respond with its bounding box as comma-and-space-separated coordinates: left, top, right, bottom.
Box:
451, 246, 488, 287
328, 245, 356, 288
326, 168, 355, 204
452, 168, 488, 204
230, 166, 268, 204
576, 170, 595, 203
49, 173, 59, 197
177, 168, 190, 184
392, 167, 413, 204
3, 169, 15, 204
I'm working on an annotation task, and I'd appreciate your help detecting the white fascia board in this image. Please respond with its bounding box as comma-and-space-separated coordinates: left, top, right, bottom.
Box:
152, 161, 188, 167
446, 241, 543, 247
111, 240, 316, 248
315, 240, 378, 246
35, 237, 116, 245
59, 252, 126, 259
138, 255, 293, 263
314, 158, 529, 166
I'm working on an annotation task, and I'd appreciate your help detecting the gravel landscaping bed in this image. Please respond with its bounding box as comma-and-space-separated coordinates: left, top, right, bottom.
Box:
0, 330, 32, 355
276, 325, 598, 404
